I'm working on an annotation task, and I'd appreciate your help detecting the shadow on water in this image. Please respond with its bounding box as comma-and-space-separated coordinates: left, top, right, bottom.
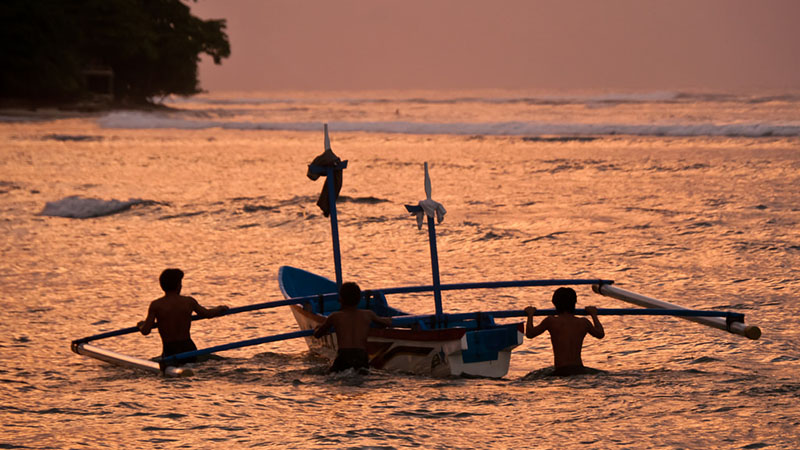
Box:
511, 365, 784, 394
187, 351, 403, 389
518, 366, 607, 380
77, 350, 413, 390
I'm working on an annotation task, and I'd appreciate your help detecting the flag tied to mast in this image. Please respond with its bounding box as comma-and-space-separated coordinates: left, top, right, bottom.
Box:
307, 124, 342, 217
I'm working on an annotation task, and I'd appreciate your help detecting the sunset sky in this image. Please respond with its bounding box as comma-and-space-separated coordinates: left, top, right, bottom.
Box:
189, 0, 800, 92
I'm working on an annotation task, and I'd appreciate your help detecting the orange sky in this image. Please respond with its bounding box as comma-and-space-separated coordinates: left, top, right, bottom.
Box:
189, 0, 800, 92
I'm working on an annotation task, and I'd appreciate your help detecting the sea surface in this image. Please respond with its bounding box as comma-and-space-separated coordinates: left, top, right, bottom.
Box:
1, 90, 799, 449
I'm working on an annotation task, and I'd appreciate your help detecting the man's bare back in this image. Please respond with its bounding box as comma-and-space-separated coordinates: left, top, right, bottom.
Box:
524, 290, 605, 374
314, 307, 391, 350
139, 294, 207, 344
528, 311, 603, 368
312, 282, 393, 373
138, 269, 228, 357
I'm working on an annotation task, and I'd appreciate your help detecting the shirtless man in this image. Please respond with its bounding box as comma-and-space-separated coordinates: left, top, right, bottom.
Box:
138, 268, 229, 364
313, 282, 393, 373
524, 287, 605, 376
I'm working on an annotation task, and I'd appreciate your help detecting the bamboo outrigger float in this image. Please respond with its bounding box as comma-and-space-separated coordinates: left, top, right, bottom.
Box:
592, 284, 761, 340
70, 124, 761, 377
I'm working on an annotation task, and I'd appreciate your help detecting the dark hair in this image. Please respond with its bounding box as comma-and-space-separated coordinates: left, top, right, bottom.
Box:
552, 287, 577, 312
159, 268, 184, 292
339, 282, 361, 307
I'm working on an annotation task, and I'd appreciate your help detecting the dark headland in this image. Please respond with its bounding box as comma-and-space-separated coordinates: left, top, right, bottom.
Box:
0, 0, 230, 114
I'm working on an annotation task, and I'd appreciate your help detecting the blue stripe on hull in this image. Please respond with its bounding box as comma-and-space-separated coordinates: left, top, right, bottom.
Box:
462, 324, 522, 364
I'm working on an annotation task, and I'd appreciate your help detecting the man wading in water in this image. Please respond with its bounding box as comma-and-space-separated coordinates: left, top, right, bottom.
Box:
524, 287, 605, 376
313, 282, 393, 373
138, 268, 229, 366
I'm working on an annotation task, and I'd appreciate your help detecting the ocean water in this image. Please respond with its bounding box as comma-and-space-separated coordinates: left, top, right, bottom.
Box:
1, 90, 799, 449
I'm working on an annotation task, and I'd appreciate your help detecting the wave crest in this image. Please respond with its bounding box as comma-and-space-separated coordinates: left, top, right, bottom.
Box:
98, 111, 800, 138
40, 196, 155, 219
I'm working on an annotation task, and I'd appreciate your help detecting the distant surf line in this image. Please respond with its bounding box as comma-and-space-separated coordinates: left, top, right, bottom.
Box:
98, 111, 800, 138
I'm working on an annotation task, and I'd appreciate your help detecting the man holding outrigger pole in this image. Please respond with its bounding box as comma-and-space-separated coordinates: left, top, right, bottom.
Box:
524, 287, 605, 376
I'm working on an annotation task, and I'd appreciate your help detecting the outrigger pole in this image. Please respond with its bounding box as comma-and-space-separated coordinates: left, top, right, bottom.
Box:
159, 330, 314, 367
75, 343, 190, 377
379, 278, 613, 295
593, 284, 761, 340
71, 297, 322, 345
390, 308, 748, 327
71, 293, 340, 377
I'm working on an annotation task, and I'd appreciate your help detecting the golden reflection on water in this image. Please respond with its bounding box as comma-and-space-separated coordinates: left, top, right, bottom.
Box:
1, 118, 799, 448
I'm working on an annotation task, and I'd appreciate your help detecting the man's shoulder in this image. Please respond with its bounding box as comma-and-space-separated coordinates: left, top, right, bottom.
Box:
331, 308, 374, 321
325, 310, 345, 322
565, 315, 591, 326
358, 308, 378, 319
152, 294, 196, 308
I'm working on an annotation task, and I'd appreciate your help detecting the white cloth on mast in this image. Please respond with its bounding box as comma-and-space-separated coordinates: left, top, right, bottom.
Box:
307, 124, 342, 217
415, 198, 446, 230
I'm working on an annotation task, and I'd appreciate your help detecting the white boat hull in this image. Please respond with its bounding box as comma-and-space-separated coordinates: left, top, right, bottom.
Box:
290, 304, 522, 378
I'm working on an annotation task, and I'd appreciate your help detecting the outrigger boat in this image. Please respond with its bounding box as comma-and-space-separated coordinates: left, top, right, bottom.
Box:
71, 124, 761, 377
279, 125, 759, 377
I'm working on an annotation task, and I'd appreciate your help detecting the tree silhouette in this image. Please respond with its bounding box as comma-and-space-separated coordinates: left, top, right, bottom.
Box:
0, 0, 230, 104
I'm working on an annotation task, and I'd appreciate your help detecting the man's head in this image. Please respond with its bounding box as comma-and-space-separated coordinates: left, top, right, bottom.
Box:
339, 282, 361, 307
159, 268, 184, 293
552, 287, 577, 313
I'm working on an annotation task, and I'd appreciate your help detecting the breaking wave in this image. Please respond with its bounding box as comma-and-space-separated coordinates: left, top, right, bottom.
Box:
40, 196, 156, 218
98, 111, 800, 138
163, 91, 800, 106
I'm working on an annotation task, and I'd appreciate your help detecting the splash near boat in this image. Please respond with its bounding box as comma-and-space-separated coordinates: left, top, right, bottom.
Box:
70, 123, 760, 377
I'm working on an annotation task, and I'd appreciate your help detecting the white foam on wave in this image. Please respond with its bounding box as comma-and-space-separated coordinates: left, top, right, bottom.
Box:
98, 111, 800, 137
478, 91, 683, 105
162, 91, 688, 106
164, 96, 293, 106
40, 196, 150, 219
585, 91, 681, 103
98, 111, 217, 130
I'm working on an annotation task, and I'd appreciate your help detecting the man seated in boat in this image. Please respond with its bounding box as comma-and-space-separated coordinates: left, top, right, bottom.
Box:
313, 282, 393, 373
137, 268, 229, 365
524, 287, 605, 376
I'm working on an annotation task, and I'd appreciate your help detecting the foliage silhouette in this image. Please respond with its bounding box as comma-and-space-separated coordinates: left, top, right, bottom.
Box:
0, 0, 230, 104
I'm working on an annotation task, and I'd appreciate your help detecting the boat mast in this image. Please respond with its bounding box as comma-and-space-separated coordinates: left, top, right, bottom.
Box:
307, 124, 347, 288
405, 162, 445, 324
